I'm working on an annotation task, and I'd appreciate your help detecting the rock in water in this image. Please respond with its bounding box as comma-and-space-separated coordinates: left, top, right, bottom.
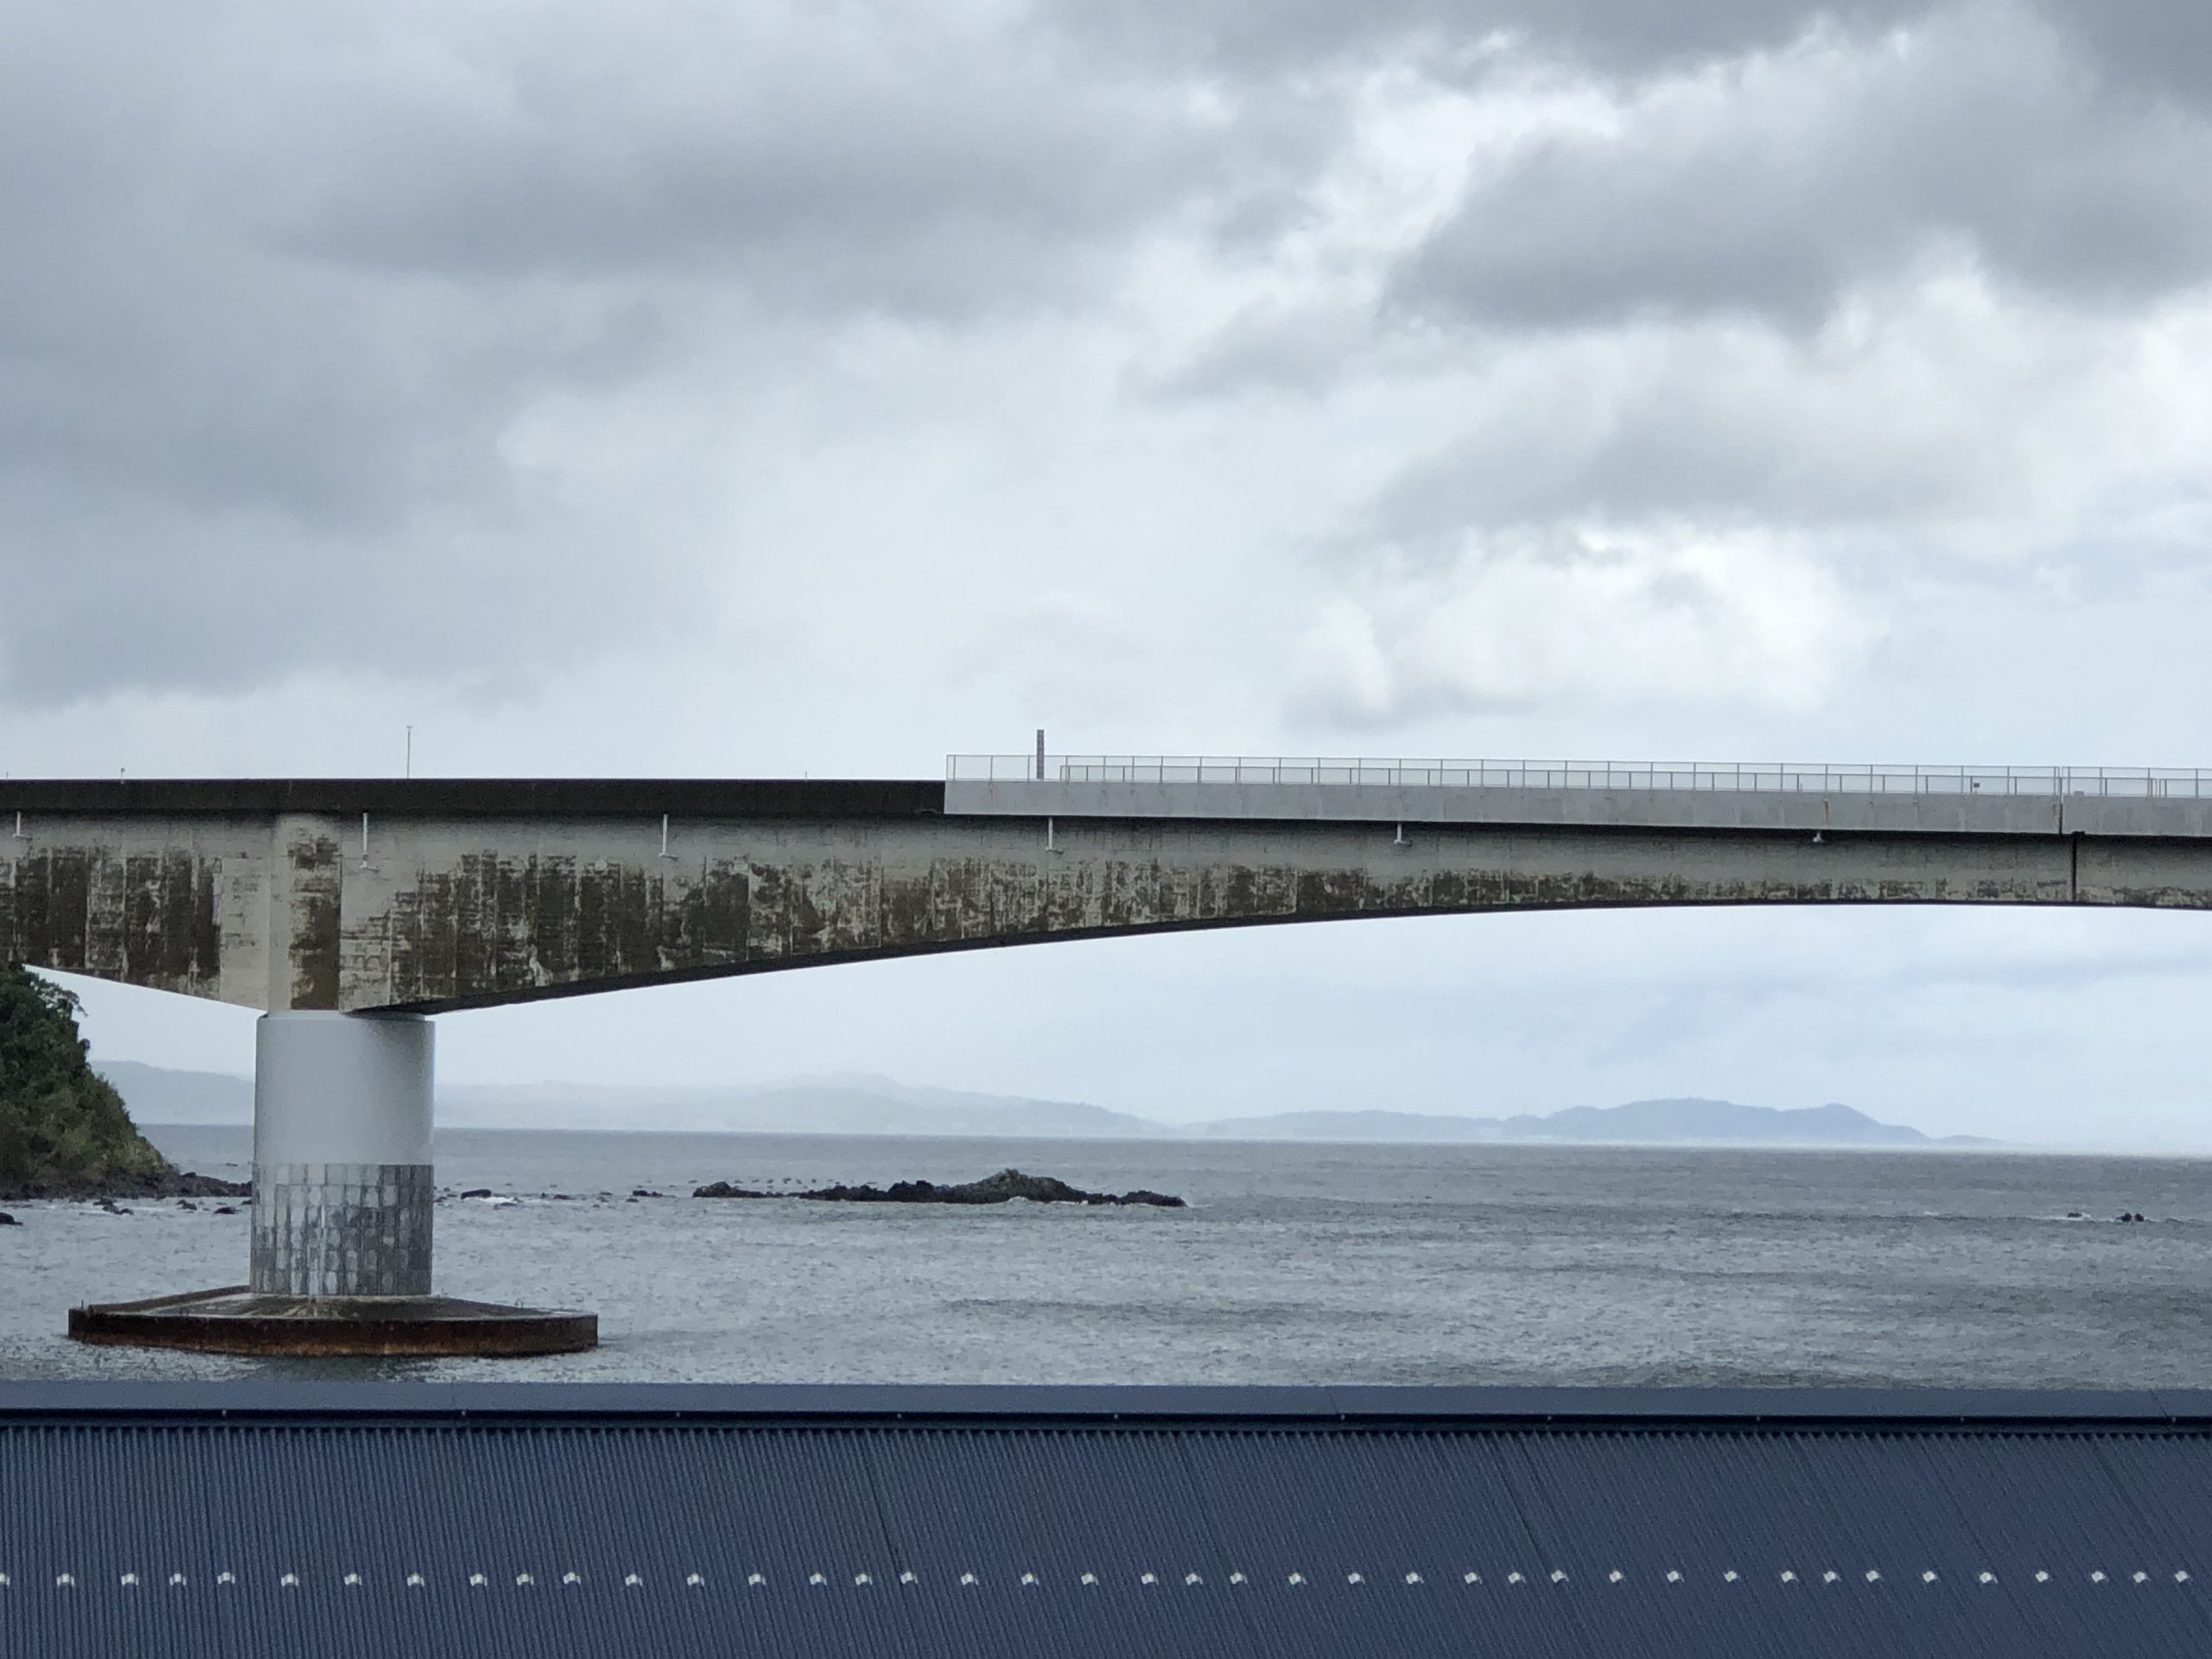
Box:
694, 1167, 1185, 1207
0, 1211, 17, 1226
0, 964, 249, 1201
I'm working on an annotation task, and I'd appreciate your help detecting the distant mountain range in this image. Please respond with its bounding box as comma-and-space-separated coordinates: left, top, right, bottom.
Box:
1195, 1099, 1995, 1147
95, 1061, 1993, 1147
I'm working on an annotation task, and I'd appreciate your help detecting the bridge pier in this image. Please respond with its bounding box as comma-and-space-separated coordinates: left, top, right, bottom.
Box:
69, 1011, 596, 1357
251, 1013, 435, 1298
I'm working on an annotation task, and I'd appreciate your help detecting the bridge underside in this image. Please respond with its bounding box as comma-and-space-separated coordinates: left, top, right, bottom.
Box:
3, 781, 2209, 1014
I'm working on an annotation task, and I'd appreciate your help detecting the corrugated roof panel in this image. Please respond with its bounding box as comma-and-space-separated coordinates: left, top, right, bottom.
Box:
1503, 1431, 1828, 1659
7, 1389, 2212, 1656
1179, 1427, 1592, 1659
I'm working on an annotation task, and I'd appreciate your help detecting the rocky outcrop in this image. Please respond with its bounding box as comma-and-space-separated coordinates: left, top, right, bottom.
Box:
0, 964, 247, 1201
30, 1166, 249, 1201
694, 1166, 1185, 1207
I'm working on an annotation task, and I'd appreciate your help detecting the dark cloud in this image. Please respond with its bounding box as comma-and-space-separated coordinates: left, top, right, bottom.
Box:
0, 143, 683, 698
0, 0, 1289, 699
2054, 2, 2212, 105
1056, 0, 2212, 116
1355, 349, 2021, 545
5, 0, 2210, 709
1389, 5, 2212, 333
1050, 0, 1927, 78
275, 14, 1268, 316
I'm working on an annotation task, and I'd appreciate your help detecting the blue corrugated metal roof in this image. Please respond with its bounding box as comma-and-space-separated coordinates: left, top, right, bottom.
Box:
3, 1384, 2209, 1657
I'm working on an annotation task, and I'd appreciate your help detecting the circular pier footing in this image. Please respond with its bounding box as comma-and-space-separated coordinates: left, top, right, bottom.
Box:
67, 1287, 597, 1357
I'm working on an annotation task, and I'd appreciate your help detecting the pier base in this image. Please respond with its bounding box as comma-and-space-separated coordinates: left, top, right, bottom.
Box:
68, 1287, 596, 1356
67, 1010, 596, 1357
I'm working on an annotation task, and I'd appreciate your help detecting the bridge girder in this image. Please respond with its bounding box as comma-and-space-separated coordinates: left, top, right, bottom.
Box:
3, 779, 2208, 1014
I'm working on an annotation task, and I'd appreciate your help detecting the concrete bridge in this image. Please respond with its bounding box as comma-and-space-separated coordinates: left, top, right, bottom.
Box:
10, 755, 2211, 1340
8, 758, 2212, 1019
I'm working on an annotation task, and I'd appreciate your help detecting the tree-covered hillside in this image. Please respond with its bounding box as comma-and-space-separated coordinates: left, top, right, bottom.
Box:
0, 964, 238, 1198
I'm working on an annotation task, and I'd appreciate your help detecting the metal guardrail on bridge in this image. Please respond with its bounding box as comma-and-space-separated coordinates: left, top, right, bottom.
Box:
948, 756, 2212, 798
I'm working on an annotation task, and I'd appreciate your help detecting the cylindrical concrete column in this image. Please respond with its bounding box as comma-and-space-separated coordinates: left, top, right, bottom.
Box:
250, 1013, 435, 1298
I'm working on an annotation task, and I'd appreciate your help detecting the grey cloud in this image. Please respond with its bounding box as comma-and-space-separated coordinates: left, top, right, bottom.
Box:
1143, 304, 1376, 400
1390, 4, 2212, 333
1369, 404, 1931, 548
1052, 0, 2212, 117
1327, 315, 2209, 648
0, 143, 684, 698
1051, 0, 1928, 79
0, 0, 1294, 700
2053, 3, 2212, 105
1349, 334, 2023, 553
276, 24, 1262, 317
8, 0, 2209, 710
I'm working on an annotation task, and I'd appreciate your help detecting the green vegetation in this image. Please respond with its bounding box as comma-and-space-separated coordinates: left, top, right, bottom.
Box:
0, 964, 171, 1198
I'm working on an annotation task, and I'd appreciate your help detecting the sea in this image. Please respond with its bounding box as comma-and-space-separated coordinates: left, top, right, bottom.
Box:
3, 1128, 2209, 1389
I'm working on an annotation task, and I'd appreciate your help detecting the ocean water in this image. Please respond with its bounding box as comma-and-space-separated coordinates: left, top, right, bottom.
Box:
3, 1127, 2209, 1389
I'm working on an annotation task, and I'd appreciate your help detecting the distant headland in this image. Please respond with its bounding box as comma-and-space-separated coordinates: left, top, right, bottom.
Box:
98, 1060, 1992, 1149
1192, 1098, 1999, 1148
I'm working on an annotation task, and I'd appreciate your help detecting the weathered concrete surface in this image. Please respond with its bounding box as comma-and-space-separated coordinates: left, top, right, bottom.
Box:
3, 779, 2210, 1014
248, 1011, 435, 1295
947, 777, 2212, 837
251, 1163, 434, 1297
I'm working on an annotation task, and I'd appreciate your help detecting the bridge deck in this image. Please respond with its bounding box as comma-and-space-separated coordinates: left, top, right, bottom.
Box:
0, 778, 944, 817
10, 765, 2212, 1014
947, 756, 2212, 836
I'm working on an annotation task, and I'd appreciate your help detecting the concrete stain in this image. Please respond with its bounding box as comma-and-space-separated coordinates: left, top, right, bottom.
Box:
1, 812, 2204, 1013
287, 833, 341, 1011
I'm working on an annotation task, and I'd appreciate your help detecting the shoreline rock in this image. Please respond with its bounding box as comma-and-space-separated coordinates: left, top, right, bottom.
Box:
694, 1167, 1185, 1208
0, 1166, 249, 1202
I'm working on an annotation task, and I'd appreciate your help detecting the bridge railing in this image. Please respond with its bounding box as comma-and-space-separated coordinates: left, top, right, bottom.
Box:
947, 757, 2212, 798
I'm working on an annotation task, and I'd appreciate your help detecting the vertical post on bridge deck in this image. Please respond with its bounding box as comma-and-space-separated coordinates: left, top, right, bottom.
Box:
1035, 729, 1046, 782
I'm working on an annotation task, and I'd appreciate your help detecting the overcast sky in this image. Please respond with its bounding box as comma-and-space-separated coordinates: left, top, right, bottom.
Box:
9, 0, 2212, 1148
